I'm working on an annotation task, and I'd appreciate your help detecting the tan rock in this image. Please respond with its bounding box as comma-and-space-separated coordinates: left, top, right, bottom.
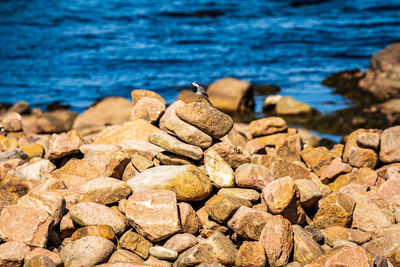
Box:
259, 215, 293, 267
378, 175, 400, 206
71, 224, 115, 241
380, 126, 400, 163
119, 230, 152, 259
25, 248, 62, 267
249, 117, 287, 137
0, 242, 30, 267
357, 132, 380, 150
235, 163, 274, 190
163, 233, 198, 253
275, 96, 314, 115
174, 243, 218, 266
324, 246, 372, 267
313, 192, 355, 229
295, 179, 323, 210
149, 131, 203, 161
22, 110, 78, 134
175, 102, 234, 139
292, 225, 323, 265
207, 142, 250, 168
0, 136, 18, 151
227, 206, 271, 240
17, 158, 56, 181
2, 112, 22, 132
329, 167, 378, 192
131, 97, 165, 123
0, 158, 25, 179
275, 133, 302, 162
235, 241, 266, 267
204, 149, 235, 188
320, 226, 372, 246
156, 152, 194, 165
21, 144, 44, 159
343, 128, 380, 163
131, 153, 154, 172
149, 246, 177, 260
348, 146, 378, 169
205, 194, 251, 223
108, 249, 144, 264
60, 236, 116, 267
144, 256, 171, 267
0, 190, 19, 212
102, 150, 134, 178
320, 158, 352, 184
131, 89, 166, 106
48, 130, 81, 159
196, 207, 228, 234
79, 177, 131, 205
300, 146, 332, 176
123, 190, 180, 242
262, 176, 306, 224
331, 143, 345, 158
218, 188, 260, 203
69, 202, 126, 235
177, 202, 201, 235
126, 165, 212, 201
203, 232, 238, 266
23, 254, 56, 267
159, 100, 185, 131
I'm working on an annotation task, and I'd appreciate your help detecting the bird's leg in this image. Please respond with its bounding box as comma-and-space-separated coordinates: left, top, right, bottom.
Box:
197, 96, 203, 102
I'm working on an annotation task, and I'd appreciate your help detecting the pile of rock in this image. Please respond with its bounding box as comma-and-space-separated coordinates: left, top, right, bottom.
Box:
0, 89, 400, 267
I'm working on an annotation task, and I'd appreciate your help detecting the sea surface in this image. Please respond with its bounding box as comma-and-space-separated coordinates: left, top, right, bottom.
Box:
1, 0, 400, 118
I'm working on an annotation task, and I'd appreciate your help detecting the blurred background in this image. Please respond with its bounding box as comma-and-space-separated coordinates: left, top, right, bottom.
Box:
1, 0, 399, 136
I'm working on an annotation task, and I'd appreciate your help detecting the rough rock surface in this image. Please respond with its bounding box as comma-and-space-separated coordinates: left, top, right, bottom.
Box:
204, 149, 235, 188
249, 117, 287, 137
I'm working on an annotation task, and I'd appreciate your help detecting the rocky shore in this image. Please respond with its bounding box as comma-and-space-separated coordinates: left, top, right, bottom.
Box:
0, 79, 399, 267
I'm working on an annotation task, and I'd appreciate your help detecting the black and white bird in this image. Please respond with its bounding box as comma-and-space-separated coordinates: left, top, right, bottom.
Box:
191, 82, 214, 107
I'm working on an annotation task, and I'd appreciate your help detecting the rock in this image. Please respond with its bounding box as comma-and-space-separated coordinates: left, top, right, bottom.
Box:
275, 133, 302, 162
249, 117, 287, 137
0, 149, 27, 163
324, 246, 372, 267
204, 149, 235, 188
227, 206, 271, 240
0, 190, 19, 211
313, 192, 355, 229
102, 150, 136, 178
378, 174, 400, 206
218, 188, 260, 203
174, 243, 218, 266
21, 144, 44, 159
357, 132, 380, 150
159, 100, 185, 131
127, 165, 212, 201
118, 230, 152, 259
235, 163, 274, 190
0, 205, 52, 247
203, 232, 238, 266
380, 126, 400, 163
22, 110, 78, 134
205, 77, 253, 112
207, 142, 250, 168
156, 152, 194, 165
48, 131, 81, 160
149, 246, 177, 260
2, 112, 22, 132
275, 96, 314, 115
292, 225, 324, 265
69, 202, 126, 235
71, 225, 115, 241
0, 136, 18, 151
320, 226, 372, 246
177, 203, 201, 234
378, 98, 400, 125
320, 158, 352, 184
131, 97, 165, 123
17, 158, 56, 181
196, 206, 229, 234
259, 215, 293, 267
148, 131, 203, 161
144, 256, 172, 267
243, 138, 265, 154
252, 155, 312, 180
329, 167, 377, 192
0, 242, 30, 267
79, 177, 131, 205
235, 241, 266, 267
123, 190, 180, 242
93, 120, 160, 145
175, 102, 234, 139
348, 146, 378, 169
0, 158, 25, 179
60, 236, 115, 267
23, 254, 56, 267
163, 233, 198, 253
130, 154, 155, 173
108, 249, 144, 264
119, 140, 164, 157
262, 176, 306, 225
73, 97, 132, 134
131, 89, 166, 106
295, 179, 323, 210
300, 146, 333, 176
25, 248, 62, 267
205, 194, 251, 223
165, 115, 212, 148
343, 129, 380, 163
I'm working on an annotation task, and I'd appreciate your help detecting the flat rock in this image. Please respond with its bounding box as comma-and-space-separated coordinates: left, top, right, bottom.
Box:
23, 254, 56, 267
123, 190, 180, 242
205, 194, 251, 223
204, 149, 235, 188
217, 188, 260, 203
71, 225, 115, 241
79, 177, 131, 205
0, 205, 52, 247
378, 175, 400, 206
300, 146, 332, 176
320, 226, 372, 246
227, 206, 271, 240
177, 202, 201, 234
131, 89, 166, 106
119, 230, 152, 259
324, 246, 372, 267
259, 215, 293, 267
174, 243, 218, 266
48, 131, 81, 160
108, 249, 144, 264
149, 131, 203, 161
103, 150, 136, 179
156, 151, 194, 165
159, 100, 185, 131
149, 246, 177, 260
235, 241, 266, 267
380, 126, 400, 163
126, 165, 212, 201
203, 232, 238, 266
25, 248, 62, 267
163, 233, 198, 253
357, 132, 380, 150
295, 179, 323, 210
275, 133, 302, 162
292, 225, 323, 265
131, 97, 165, 123
249, 117, 287, 137
60, 236, 116, 267
320, 158, 352, 184
21, 143, 44, 159
69, 202, 126, 235
329, 167, 378, 192
0, 241, 30, 267
235, 163, 274, 190
343, 128, 380, 163
348, 146, 378, 169
206, 142, 251, 168
17, 158, 56, 181
275, 96, 314, 115
175, 102, 234, 139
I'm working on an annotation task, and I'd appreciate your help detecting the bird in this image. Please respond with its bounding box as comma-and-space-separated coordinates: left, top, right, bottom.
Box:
191, 82, 214, 107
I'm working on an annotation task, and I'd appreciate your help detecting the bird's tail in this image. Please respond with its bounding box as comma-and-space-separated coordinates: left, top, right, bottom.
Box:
204, 96, 214, 107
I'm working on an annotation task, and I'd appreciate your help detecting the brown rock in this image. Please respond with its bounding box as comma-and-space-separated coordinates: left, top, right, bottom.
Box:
205, 194, 252, 223
259, 215, 293, 267
1, 112, 22, 132
23, 254, 56, 267
380, 126, 400, 163
320, 158, 352, 184
235, 163, 274, 190
144, 255, 172, 267
21, 144, 44, 159
218, 188, 260, 203
262, 176, 306, 224
156, 151, 194, 165
0, 136, 18, 151
207, 142, 250, 168
60, 236, 116, 267
295, 179, 323, 210
324, 246, 372, 267
131, 97, 165, 123
0, 190, 19, 212
227, 206, 271, 240
131, 89, 166, 106
320, 226, 372, 246
163, 233, 198, 253
203, 232, 238, 266
300, 146, 333, 176
0, 205, 52, 247
313, 192, 355, 229
0, 241, 30, 267
196, 206, 229, 235
174, 243, 218, 266
235, 241, 266, 267
103, 150, 135, 178
71, 224, 115, 241
126, 165, 212, 201
329, 167, 378, 192
348, 145, 378, 169
175, 102, 234, 139
0, 158, 25, 179
119, 230, 152, 259
131, 153, 154, 172
79, 177, 131, 205
25, 248, 62, 267
331, 143, 345, 158
159, 100, 185, 131
249, 117, 287, 137
378, 175, 400, 206
292, 225, 324, 265
108, 249, 144, 264
22, 110, 78, 134
275, 96, 314, 115
123, 190, 180, 242
243, 138, 265, 154
275, 133, 302, 162
343, 129, 380, 163
16, 158, 56, 181
357, 132, 380, 150
177, 202, 201, 235
48, 130, 81, 159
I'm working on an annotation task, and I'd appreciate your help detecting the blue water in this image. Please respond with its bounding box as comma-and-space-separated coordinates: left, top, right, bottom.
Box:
1, 0, 400, 116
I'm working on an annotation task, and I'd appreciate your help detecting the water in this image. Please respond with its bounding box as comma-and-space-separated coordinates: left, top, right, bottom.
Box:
1, 0, 400, 117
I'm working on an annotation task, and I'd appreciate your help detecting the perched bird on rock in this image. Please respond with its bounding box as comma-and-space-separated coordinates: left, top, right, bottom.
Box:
191, 82, 214, 107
